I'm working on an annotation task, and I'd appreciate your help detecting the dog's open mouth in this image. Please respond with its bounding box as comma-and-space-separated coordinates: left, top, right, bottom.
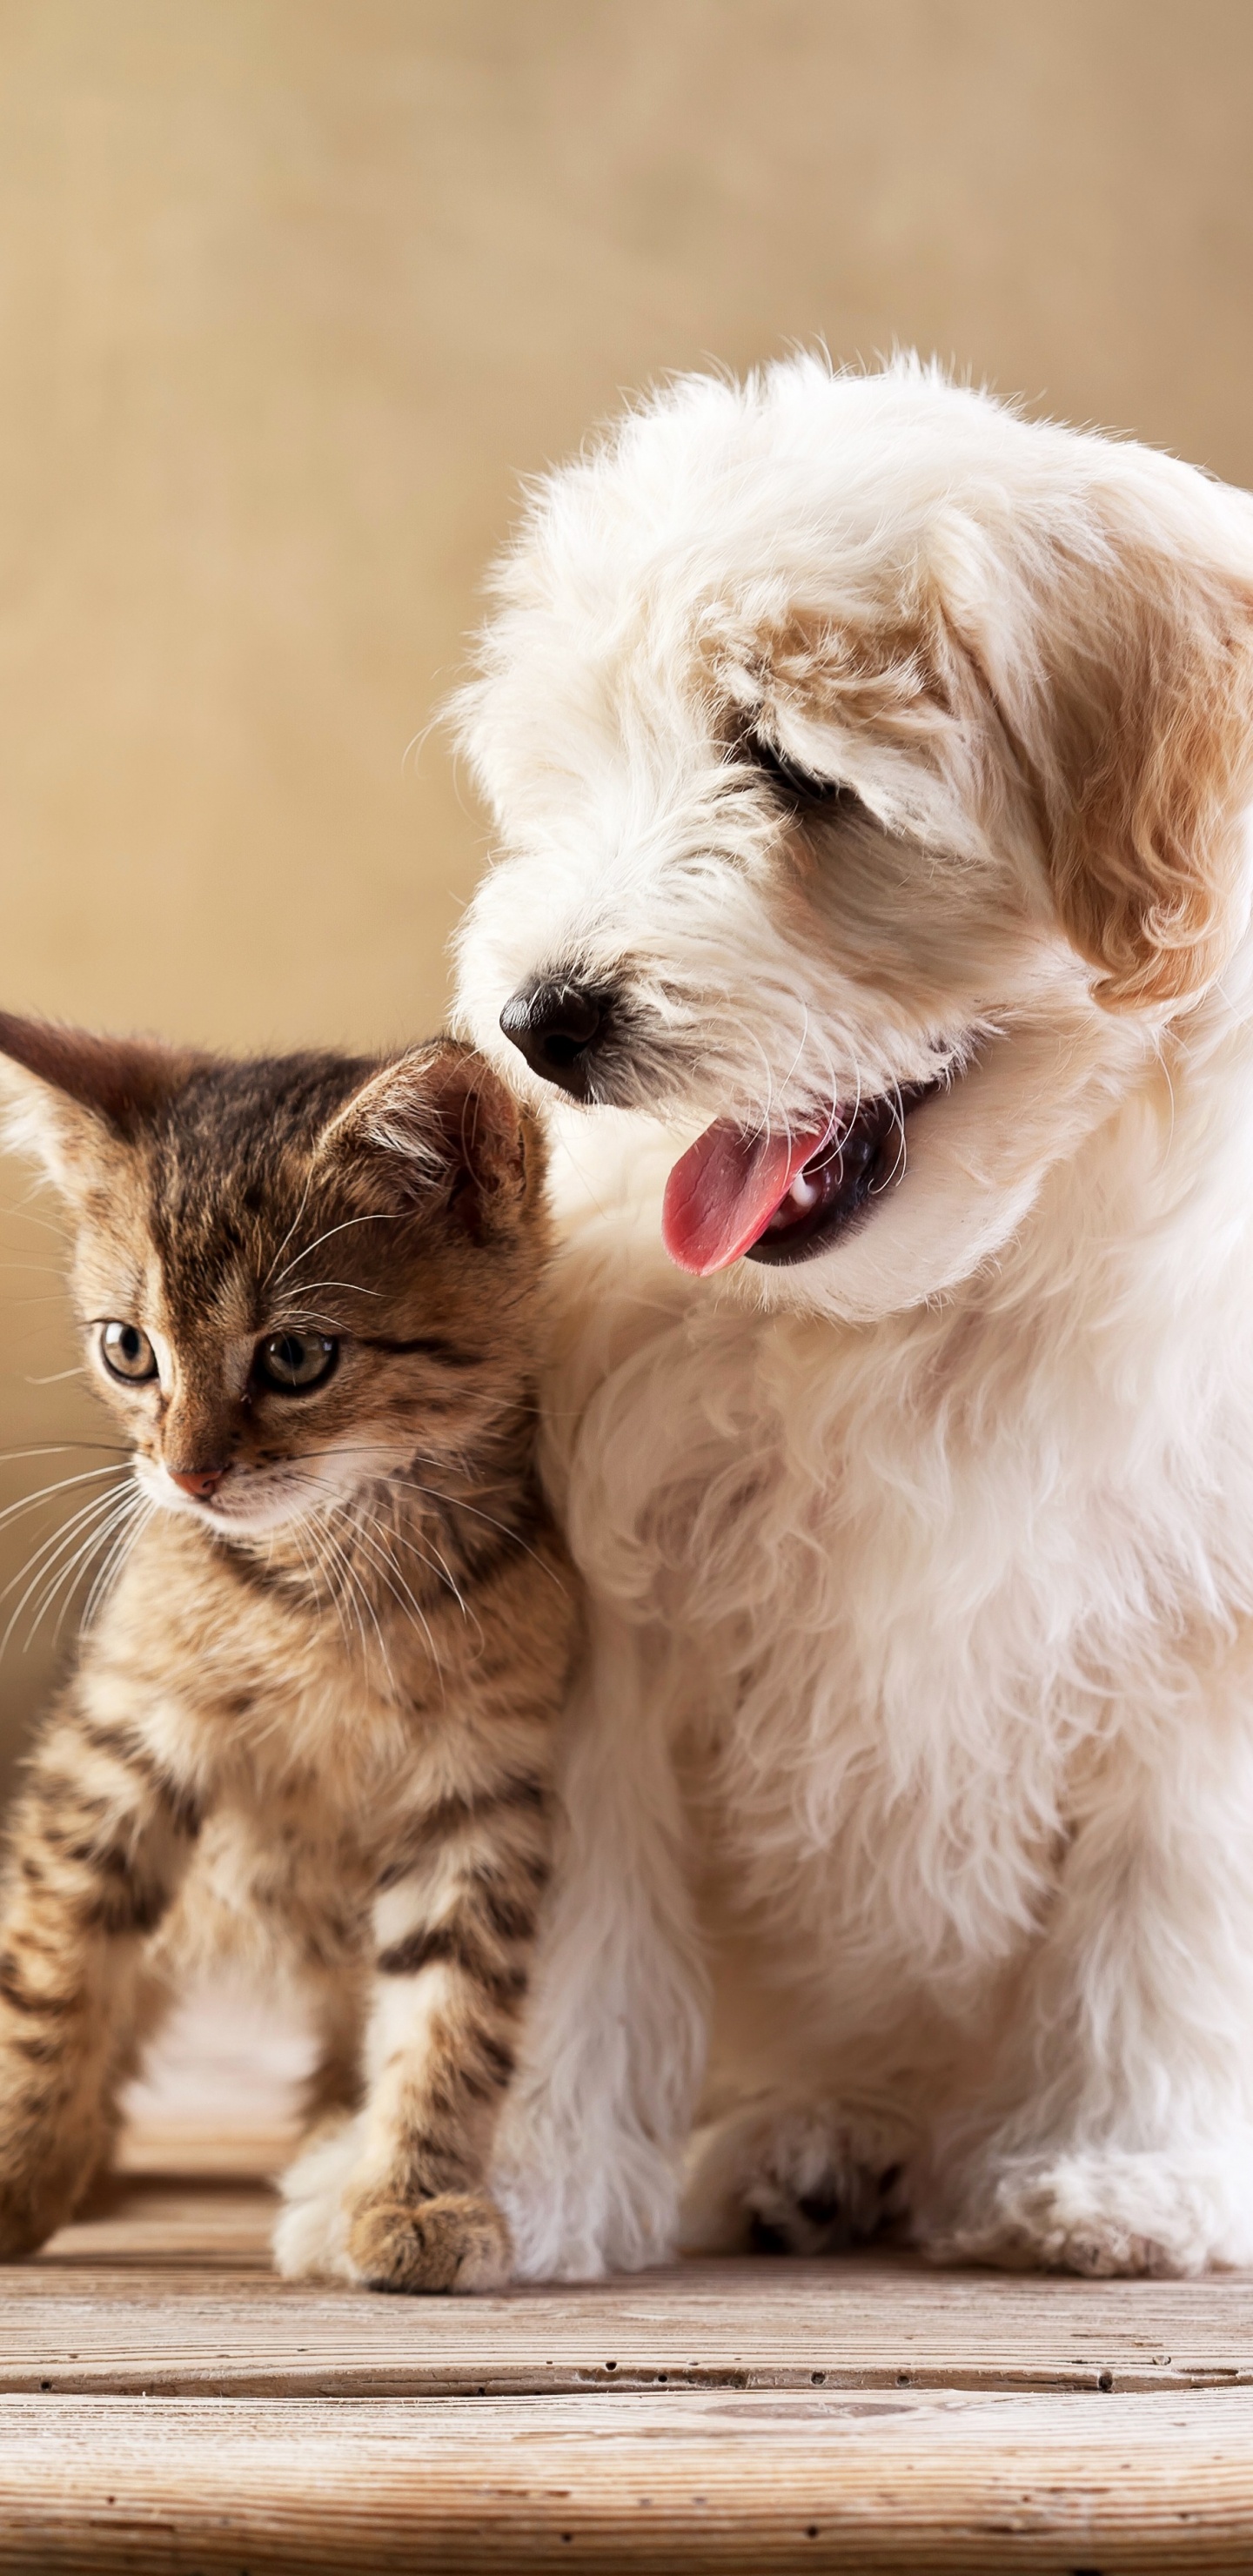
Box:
661, 1078, 945, 1275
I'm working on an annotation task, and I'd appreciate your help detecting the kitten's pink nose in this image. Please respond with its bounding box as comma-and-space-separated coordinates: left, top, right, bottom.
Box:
168, 1465, 227, 1500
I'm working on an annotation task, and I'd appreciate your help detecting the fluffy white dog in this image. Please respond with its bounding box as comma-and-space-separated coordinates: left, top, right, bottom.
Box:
453, 353, 1253, 2280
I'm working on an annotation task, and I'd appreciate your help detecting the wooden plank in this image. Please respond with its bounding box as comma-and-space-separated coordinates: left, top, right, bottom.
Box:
3, 2172, 1253, 2396
116, 2119, 296, 2180
28, 2172, 278, 2271
1, 2051, 1252, 2570
2, 2385, 1252, 2572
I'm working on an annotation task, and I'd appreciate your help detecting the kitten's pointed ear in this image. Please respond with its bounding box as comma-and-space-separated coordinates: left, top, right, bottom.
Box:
319, 1040, 540, 1238
0, 1012, 195, 1197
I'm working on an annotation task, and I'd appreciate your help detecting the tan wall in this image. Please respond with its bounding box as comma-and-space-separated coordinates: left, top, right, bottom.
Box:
0, 0, 1250, 1786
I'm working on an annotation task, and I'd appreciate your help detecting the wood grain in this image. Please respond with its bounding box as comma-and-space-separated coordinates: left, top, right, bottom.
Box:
3, 2385, 1252, 2572
4, 2182, 1253, 2398
3, 2106, 1253, 2567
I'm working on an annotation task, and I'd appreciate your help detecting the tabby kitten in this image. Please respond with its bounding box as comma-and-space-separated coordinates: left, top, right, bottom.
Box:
0, 1013, 577, 2291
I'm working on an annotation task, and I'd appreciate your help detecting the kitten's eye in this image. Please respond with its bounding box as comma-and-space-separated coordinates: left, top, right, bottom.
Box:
256, 1332, 338, 1393
100, 1322, 158, 1384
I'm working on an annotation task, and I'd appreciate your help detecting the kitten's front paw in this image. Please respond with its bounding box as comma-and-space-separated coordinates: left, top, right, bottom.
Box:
0, 2177, 66, 2261
0, 2123, 89, 2259
345, 2186, 513, 2294
274, 2123, 513, 2291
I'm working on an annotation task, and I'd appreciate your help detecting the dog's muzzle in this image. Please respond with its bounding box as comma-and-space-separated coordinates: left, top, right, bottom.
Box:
499, 978, 613, 1099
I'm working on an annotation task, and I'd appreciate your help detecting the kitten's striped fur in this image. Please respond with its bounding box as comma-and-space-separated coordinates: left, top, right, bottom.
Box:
0, 1017, 577, 2291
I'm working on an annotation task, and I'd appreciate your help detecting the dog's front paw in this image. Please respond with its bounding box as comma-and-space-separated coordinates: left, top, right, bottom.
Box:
344, 2186, 512, 2294
928, 2147, 1247, 2278
492, 2095, 677, 2280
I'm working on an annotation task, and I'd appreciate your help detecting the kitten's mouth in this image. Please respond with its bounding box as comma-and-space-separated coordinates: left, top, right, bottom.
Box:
660, 1076, 947, 1275
147, 1463, 305, 1535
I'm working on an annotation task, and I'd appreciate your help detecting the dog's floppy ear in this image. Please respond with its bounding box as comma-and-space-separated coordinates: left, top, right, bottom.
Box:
1001, 503, 1253, 1012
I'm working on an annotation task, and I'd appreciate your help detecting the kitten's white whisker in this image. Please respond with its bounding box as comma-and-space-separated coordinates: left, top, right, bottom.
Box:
398, 1475, 566, 1592
271, 1279, 384, 1300
314, 1511, 377, 1663
0, 1485, 136, 1620
289, 1524, 324, 1614
62, 1493, 150, 1643
268, 1211, 399, 1294
272, 1311, 355, 1335
387, 1520, 470, 1618
0, 1443, 130, 1460
318, 1504, 402, 1679
344, 1511, 442, 1674
290, 1463, 469, 1617
0, 1462, 131, 1534
290, 1461, 476, 1622
327, 1509, 397, 1675
7, 1488, 141, 1653
82, 1498, 155, 1633
0, 1200, 70, 1238
38, 1492, 144, 1635
359, 1507, 447, 1629
300, 1517, 353, 1654
261, 1166, 316, 1288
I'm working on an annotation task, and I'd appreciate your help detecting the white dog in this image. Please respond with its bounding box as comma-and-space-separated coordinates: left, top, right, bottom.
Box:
453, 353, 1253, 2280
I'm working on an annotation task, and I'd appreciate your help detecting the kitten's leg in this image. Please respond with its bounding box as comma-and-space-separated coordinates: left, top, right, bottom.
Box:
298, 1962, 367, 2144
276, 1607, 705, 2289
277, 1714, 556, 2294
490, 1613, 708, 2280
0, 1686, 200, 2254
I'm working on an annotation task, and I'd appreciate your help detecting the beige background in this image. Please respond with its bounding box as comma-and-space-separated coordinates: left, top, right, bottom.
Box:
0, 0, 1250, 1788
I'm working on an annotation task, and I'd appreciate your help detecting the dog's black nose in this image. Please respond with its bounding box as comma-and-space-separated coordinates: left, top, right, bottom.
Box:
499, 980, 609, 1097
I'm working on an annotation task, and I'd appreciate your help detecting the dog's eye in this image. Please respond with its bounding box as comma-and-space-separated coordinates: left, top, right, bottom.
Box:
741, 730, 854, 810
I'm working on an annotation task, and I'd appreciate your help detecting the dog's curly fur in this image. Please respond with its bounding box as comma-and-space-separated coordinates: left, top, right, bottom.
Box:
453, 353, 1253, 2281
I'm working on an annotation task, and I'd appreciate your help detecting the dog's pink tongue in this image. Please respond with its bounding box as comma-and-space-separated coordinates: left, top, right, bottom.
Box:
662, 1121, 821, 1276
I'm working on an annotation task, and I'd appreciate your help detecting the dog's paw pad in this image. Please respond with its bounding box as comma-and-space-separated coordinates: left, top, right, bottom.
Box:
746, 2155, 904, 2256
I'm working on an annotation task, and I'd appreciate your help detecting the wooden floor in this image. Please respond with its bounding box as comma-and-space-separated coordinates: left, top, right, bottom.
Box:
4, 1998, 1253, 2571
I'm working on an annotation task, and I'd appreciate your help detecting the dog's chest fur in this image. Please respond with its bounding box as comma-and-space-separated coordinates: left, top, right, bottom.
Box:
559, 1101, 1253, 2085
